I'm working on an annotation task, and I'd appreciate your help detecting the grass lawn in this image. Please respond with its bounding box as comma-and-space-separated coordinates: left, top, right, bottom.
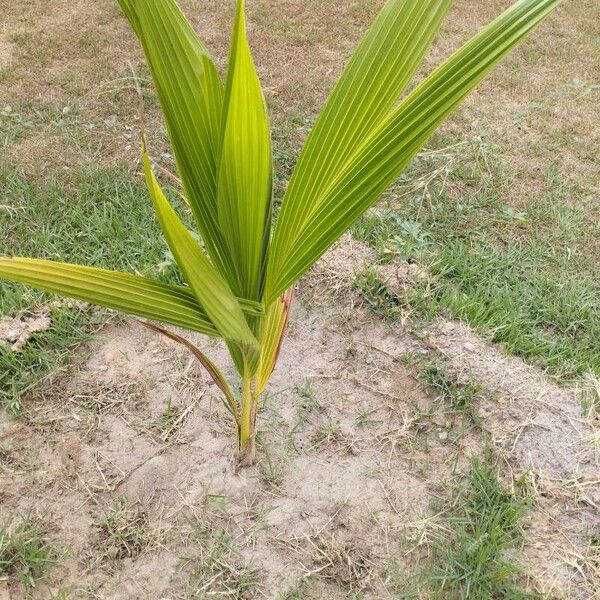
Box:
0, 166, 187, 410
353, 130, 600, 379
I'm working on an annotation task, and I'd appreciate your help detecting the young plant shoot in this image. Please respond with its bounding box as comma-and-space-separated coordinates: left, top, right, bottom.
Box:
0, 0, 563, 465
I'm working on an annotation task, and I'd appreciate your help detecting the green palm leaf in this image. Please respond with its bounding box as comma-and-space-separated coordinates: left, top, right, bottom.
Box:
142, 148, 261, 374
118, 0, 236, 284
267, 0, 454, 293
0, 257, 218, 336
265, 0, 562, 302
217, 0, 273, 301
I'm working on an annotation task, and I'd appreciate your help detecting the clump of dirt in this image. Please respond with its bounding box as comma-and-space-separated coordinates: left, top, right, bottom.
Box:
0, 308, 51, 351
0, 300, 87, 351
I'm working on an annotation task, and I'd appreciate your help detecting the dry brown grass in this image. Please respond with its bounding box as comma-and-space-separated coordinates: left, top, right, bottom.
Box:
2, 0, 597, 199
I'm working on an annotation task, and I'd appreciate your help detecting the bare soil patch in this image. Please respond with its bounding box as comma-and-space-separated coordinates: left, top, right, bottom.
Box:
1, 244, 599, 599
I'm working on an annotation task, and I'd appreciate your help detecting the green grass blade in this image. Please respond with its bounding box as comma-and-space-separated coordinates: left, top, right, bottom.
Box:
267, 0, 453, 292
217, 0, 272, 301
0, 257, 219, 336
266, 0, 563, 301
143, 149, 260, 372
119, 0, 237, 285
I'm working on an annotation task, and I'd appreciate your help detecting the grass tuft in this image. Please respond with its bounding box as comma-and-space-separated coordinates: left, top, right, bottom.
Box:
0, 514, 56, 587
181, 523, 257, 599
420, 359, 481, 413
354, 267, 403, 320
94, 501, 155, 567
407, 454, 533, 599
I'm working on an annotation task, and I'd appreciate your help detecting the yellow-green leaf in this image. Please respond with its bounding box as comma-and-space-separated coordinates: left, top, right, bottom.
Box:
255, 289, 294, 396
267, 0, 453, 297
217, 0, 272, 301
0, 257, 219, 336
142, 148, 260, 373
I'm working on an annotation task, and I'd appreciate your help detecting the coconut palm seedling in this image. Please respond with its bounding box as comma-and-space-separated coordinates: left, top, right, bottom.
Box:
0, 0, 563, 465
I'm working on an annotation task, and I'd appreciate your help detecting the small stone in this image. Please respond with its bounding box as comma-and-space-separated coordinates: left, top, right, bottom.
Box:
478, 406, 493, 419
0, 312, 51, 351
